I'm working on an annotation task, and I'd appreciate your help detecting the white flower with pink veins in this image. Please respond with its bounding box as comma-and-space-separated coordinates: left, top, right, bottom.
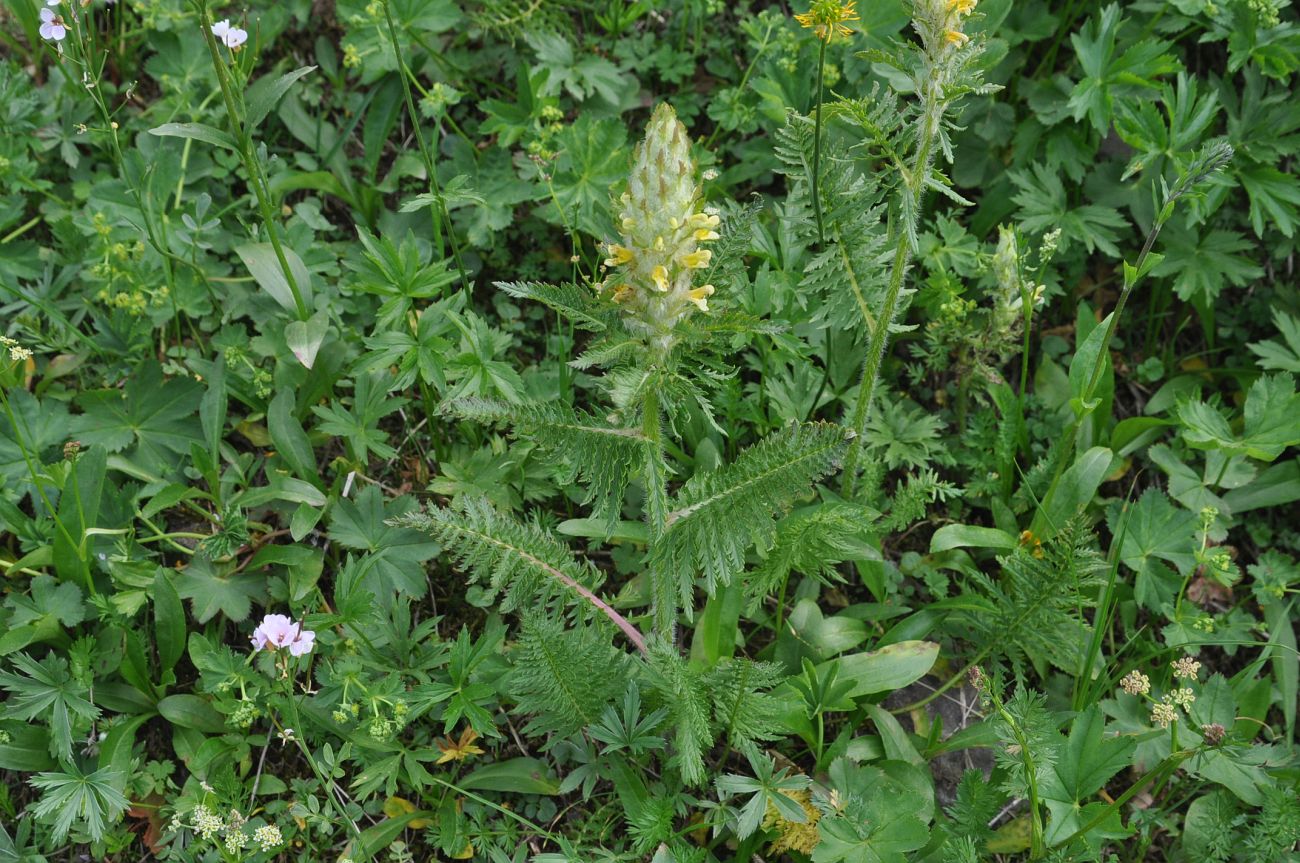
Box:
210, 19, 248, 50
251, 614, 315, 656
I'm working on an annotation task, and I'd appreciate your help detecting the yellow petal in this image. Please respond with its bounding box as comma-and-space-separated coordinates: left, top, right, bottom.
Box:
683, 249, 712, 269
689, 284, 714, 311
694, 228, 720, 242
652, 265, 669, 292
604, 244, 635, 267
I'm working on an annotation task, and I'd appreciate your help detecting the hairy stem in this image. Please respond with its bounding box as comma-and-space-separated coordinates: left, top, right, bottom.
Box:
842, 77, 943, 497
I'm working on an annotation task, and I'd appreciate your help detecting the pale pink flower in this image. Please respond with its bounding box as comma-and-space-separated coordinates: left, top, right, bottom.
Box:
251, 614, 315, 656
39, 7, 67, 41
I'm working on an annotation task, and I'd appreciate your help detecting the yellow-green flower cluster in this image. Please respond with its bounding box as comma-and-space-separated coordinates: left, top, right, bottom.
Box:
915, 0, 978, 52
601, 104, 718, 343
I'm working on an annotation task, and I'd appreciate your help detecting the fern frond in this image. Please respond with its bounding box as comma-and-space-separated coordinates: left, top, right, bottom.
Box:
707, 658, 786, 757
395, 498, 647, 653
774, 120, 892, 332
509, 613, 627, 738
963, 517, 1105, 678
652, 422, 853, 609
642, 644, 713, 786
746, 502, 878, 612
444, 398, 647, 527
495, 280, 613, 331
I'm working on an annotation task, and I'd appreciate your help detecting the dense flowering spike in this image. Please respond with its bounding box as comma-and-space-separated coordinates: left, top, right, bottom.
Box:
600, 103, 718, 348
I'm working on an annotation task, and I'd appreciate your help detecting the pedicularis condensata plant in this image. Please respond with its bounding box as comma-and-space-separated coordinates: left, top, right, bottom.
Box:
4, 0, 1300, 859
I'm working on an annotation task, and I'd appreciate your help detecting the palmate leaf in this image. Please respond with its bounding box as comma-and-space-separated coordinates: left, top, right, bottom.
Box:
69, 361, 202, 476
28, 764, 129, 842
652, 422, 852, 610
445, 398, 649, 529
0, 652, 99, 764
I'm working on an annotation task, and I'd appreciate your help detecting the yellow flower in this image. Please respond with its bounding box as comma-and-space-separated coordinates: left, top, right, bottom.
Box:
435, 727, 485, 764
689, 212, 720, 229
688, 285, 714, 311
682, 249, 712, 269
694, 228, 720, 242
609, 283, 634, 303
794, 0, 858, 42
605, 244, 635, 267
651, 265, 670, 291
945, 29, 970, 46
948, 0, 976, 14
762, 787, 821, 855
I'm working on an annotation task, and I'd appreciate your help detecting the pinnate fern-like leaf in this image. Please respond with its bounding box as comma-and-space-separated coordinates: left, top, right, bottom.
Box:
652, 422, 853, 609
396, 498, 647, 652
495, 280, 612, 331
445, 398, 648, 528
509, 613, 627, 737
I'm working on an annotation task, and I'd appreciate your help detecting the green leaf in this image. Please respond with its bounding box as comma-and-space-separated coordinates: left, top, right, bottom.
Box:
459, 757, 561, 794
0, 652, 99, 764
148, 122, 238, 151
157, 694, 228, 733
1031, 447, 1114, 538
1248, 308, 1300, 373
1040, 707, 1135, 845
653, 422, 852, 609
0, 389, 69, 498
200, 353, 227, 463
28, 765, 129, 842
328, 485, 439, 597
929, 524, 1018, 553
234, 242, 314, 314
153, 570, 187, 672
246, 65, 316, 131
828, 641, 939, 699
1179, 373, 1300, 461
70, 362, 203, 476
1151, 226, 1262, 305
284, 310, 331, 369
175, 554, 264, 623
1107, 489, 1196, 608
268, 389, 319, 484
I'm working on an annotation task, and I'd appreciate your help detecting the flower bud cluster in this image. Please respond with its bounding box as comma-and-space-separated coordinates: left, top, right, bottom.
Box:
600, 104, 718, 349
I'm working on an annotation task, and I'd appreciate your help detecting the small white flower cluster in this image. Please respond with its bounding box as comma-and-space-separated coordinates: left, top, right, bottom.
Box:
1118, 657, 1205, 730
173, 803, 283, 856
0, 335, 32, 363
211, 19, 248, 50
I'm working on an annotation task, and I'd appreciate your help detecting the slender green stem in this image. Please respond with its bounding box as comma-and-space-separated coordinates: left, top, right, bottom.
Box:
842, 77, 943, 497
196, 0, 309, 320
811, 38, 827, 247
641, 386, 673, 643
380, 0, 470, 293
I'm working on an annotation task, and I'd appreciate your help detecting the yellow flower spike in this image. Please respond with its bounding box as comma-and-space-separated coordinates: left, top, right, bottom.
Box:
794, 0, 858, 42
694, 228, 720, 242
683, 249, 712, 269
605, 244, 635, 267
652, 265, 670, 291
688, 284, 714, 311
945, 29, 970, 46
